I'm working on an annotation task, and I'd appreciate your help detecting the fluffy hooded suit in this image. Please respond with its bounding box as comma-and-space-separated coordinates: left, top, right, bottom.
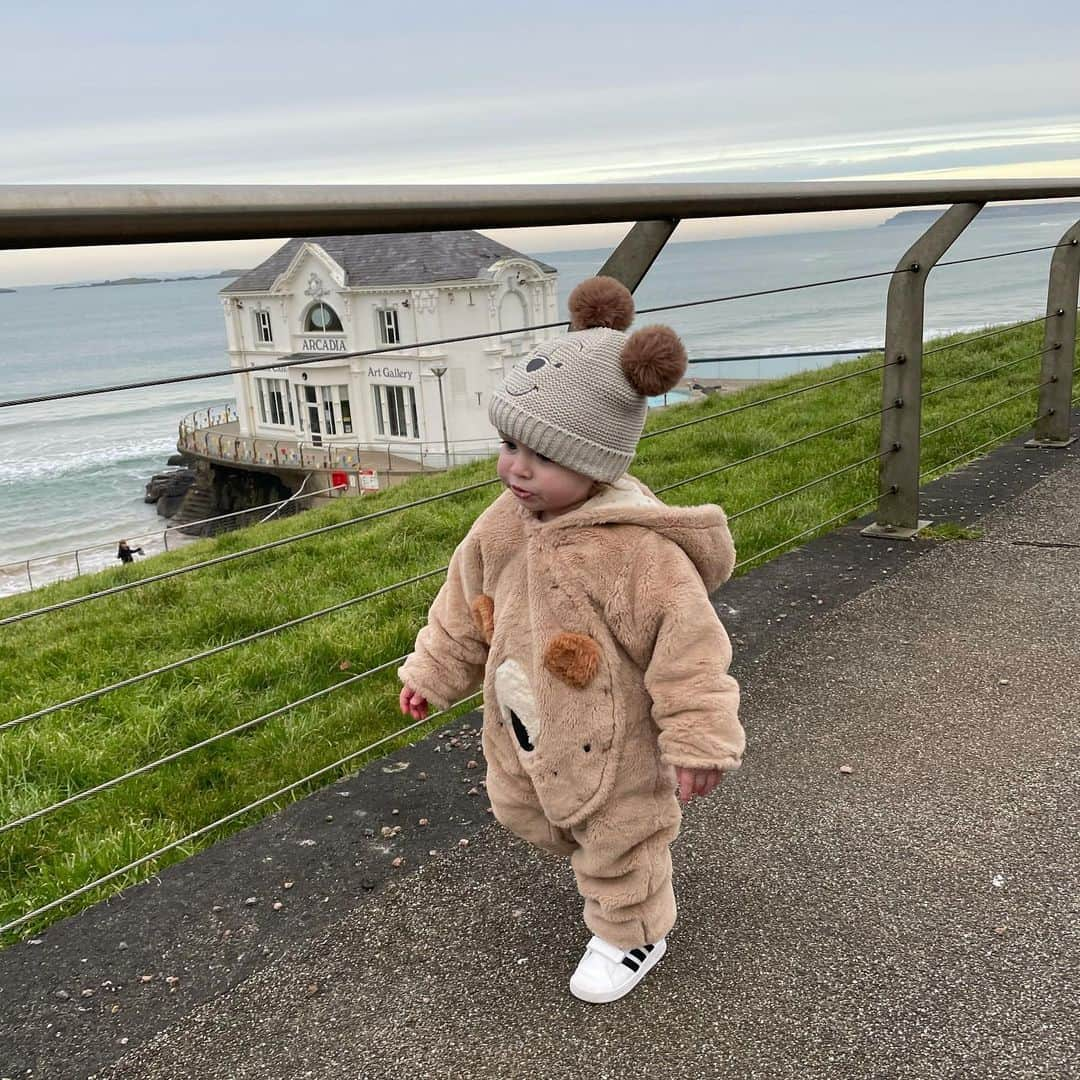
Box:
399, 474, 744, 948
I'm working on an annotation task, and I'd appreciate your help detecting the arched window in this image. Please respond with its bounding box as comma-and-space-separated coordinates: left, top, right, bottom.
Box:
304, 301, 343, 332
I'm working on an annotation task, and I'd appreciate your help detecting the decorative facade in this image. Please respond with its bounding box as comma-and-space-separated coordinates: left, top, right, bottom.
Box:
219, 231, 559, 470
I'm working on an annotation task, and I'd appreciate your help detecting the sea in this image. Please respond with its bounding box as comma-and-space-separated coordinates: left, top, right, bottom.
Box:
1, 204, 1077, 594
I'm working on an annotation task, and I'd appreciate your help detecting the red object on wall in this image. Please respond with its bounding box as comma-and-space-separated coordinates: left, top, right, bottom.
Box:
331, 471, 348, 490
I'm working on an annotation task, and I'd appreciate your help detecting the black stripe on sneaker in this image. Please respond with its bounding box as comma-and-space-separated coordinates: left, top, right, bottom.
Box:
629, 948, 647, 962
645, 943, 655, 952
621, 956, 641, 972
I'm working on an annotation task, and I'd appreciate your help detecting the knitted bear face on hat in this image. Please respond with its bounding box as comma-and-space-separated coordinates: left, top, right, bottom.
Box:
488, 276, 687, 482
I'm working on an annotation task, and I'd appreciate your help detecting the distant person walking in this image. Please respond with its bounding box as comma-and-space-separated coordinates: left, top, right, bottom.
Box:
116, 539, 144, 564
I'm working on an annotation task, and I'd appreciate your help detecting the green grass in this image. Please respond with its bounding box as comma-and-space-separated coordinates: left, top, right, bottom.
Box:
920, 522, 986, 541
0, 317, 1074, 942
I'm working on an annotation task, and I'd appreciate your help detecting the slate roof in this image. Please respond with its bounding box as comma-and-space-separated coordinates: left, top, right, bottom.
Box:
221, 231, 557, 293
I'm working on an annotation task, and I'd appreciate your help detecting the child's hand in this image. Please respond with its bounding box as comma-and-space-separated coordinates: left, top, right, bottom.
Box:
675, 766, 723, 805
399, 684, 429, 720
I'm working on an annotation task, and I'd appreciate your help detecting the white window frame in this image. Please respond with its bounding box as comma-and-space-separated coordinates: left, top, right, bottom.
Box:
371, 383, 418, 439
377, 307, 401, 345
255, 377, 294, 427
253, 308, 273, 344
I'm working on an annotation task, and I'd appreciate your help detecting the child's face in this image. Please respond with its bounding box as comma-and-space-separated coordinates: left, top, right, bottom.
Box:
497, 436, 595, 521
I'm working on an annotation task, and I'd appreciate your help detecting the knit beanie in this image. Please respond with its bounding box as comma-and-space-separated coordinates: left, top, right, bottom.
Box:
487, 276, 687, 482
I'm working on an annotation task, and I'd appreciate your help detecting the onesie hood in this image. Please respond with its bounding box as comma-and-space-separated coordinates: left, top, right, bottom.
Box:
508, 474, 735, 592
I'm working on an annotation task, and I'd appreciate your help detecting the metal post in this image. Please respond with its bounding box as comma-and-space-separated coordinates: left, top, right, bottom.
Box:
1027, 222, 1080, 448
163, 529, 170, 551
25, 561, 32, 589
428, 366, 450, 467
74, 549, 81, 576
862, 202, 984, 540
598, 220, 680, 293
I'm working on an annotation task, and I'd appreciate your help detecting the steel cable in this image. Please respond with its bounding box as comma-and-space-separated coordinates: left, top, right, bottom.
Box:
921, 346, 1059, 400
733, 491, 882, 570
0, 656, 409, 834
727, 446, 893, 522
3, 362, 897, 625
0, 692, 482, 936
922, 378, 1056, 441
641, 360, 897, 442
0, 266, 919, 411
0, 570, 447, 732
918, 417, 1041, 481
0, 478, 499, 629
0, 484, 341, 576
936, 239, 1077, 269
654, 402, 897, 495
922, 311, 1062, 357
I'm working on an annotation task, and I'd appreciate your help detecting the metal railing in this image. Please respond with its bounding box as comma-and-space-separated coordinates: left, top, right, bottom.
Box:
2, 180, 1080, 937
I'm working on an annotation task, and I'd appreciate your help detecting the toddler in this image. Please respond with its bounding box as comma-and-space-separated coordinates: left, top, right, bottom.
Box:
399, 276, 744, 1003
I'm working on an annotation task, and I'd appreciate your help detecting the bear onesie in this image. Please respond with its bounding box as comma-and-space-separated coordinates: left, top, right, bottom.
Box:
399, 473, 744, 949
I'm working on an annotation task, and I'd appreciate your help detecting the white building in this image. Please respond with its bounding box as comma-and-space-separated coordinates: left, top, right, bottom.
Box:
219, 231, 559, 469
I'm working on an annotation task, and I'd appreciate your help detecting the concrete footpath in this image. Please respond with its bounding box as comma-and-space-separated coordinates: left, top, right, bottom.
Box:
3, 432, 1079, 1080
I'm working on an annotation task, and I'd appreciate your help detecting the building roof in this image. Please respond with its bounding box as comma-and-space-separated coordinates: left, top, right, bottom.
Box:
221, 231, 557, 293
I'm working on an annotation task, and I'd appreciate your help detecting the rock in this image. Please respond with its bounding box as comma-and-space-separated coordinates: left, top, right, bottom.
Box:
839, 765, 854, 775
144, 468, 196, 516
55, 990, 70, 1001
272, 902, 283, 911
418, 818, 429, 826
283, 881, 294, 890
391, 857, 404, 868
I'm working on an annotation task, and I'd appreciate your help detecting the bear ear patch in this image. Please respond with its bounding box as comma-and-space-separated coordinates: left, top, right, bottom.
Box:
470, 594, 495, 644
544, 632, 600, 688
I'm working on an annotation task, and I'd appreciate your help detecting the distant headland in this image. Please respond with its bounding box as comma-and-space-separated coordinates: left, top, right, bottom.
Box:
882, 202, 1080, 227
53, 269, 248, 291
0, 287, 15, 294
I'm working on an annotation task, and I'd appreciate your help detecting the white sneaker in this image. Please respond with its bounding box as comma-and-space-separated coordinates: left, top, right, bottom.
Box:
569, 934, 667, 1003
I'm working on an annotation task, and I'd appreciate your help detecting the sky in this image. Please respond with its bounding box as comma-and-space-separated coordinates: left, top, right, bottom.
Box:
2, 0, 1080, 286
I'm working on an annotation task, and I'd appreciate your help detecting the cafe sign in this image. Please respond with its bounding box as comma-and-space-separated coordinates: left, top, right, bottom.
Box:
300, 336, 347, 353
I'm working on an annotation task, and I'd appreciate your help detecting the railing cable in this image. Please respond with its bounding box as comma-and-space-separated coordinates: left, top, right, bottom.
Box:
0, 656, 410, 834
922, 378, 1057, 441
642, 359, 897, 442
936, 240, 1078, 269
0, 266, 918, 412
654, 402, 897, 495
734, 490, 882, 570
0, 692, 481, 935
3, 362, 895, 625
922, 311, 1061, 358
0, 479, 498, 629
0, 484, 341, 577
919, 416, 1043, 482
0, 570, 447, 732
921, 346, 1058, 400
728, 446, 894, 522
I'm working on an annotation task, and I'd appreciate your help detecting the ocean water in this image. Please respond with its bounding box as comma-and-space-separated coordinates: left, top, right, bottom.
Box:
1, 206, 1076, 592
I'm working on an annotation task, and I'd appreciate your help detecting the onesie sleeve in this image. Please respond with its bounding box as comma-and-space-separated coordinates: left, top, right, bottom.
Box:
612, 534, 744, 772
398, 531, 489, 711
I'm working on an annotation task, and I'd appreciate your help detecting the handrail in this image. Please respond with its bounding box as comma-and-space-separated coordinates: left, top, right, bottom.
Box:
4, 181, 1080, 248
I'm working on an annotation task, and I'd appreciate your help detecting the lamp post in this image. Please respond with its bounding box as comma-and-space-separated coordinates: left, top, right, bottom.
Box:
427, 365, 450, 468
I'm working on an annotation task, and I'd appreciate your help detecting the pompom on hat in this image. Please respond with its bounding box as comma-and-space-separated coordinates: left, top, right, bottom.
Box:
488, 276, 687, 482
